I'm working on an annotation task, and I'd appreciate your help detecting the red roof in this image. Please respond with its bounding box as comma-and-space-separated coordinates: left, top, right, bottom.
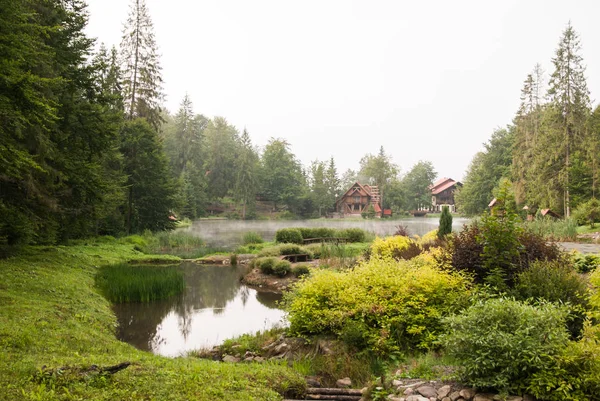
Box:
431, 177, 452, 189
432, 179, 458, 195
373, 204, 382, 213
383, 209, 392, 216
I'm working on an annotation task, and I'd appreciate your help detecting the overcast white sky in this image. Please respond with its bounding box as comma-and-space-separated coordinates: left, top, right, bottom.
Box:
84, 0, 599, 181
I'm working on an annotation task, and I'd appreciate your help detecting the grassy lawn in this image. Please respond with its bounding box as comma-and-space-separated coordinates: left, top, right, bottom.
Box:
0, 242, 304, 401
577, 225, 600, 235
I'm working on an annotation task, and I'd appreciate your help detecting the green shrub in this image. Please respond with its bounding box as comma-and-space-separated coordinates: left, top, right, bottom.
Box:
242, 231, 264, 245
273, 260, 292, 277
292, 264, 311, 277
339, 228, 366, 243
284, 257, 470, 354
277, 244, 303, 255
258, 243, 312, 258
441, 298, 570, 394
95, 263, 185, 303
298, 228, 336, 240
512, 260, 590, 339
305, 243, 324, 259
275, 228, 303, 244
573, 198, 600, 228
255, 257, 278, 275
574, 253, 600, 273
452, 220, 563, 289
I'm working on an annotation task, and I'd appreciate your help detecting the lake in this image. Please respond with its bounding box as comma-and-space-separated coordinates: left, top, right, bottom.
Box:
179, 217, 470, 247
113, 262, 285, 357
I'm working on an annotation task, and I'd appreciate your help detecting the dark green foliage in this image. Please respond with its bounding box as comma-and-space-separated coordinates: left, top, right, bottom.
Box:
363, 204, 376, 219
230, 254, 238, 266
120, 119, 177, 233
292, 264, 311, 277
451, 220, 562, 288
438, 206, 453, 239
298, 228, 336, 240
95, 263, 185, 303
512, 261, 590, 338
275, 228, 303, 244
273, 260, 292, 277
442, 298, 570, 394
277, 244, 304, 256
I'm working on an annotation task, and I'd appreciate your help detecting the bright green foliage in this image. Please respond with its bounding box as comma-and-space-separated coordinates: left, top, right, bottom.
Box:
284, 257, 470, 354
370, 236, 414, 259
0, 243, 304, 400
95, 263, 184, 303
358, 146, 399, 203
273, 260, 292, 277
573, 253, 600, 273
275, 228, 303, 244
338, 228, 366, 243
438, 206, 452, 239
442, 298, 570, 394
573, 198, 600, 228
242, 231, 264, 245
298, 227, 336, 239
513, 261, 590, 338
525, 217, 578, 241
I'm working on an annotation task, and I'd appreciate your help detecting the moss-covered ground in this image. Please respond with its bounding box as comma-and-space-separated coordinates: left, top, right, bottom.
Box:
0, 241, 305, 401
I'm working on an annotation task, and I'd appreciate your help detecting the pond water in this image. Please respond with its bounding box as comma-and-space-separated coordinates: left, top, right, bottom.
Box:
113, 262, 285, 357
180, 217, 470, 247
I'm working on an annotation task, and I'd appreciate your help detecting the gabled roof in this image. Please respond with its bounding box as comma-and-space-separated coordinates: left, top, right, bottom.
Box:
337, 182, 371, 202
431, 177, 453, 189
432, 179, 459, 195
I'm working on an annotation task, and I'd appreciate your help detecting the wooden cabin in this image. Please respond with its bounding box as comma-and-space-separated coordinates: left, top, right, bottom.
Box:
335, 182, 382, 218
430, 177, 461, 212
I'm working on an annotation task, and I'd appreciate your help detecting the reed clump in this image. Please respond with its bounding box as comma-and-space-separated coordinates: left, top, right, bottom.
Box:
96, 263, 185, 303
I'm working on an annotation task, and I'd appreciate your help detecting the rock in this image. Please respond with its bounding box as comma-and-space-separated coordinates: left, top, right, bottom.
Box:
473, 395, 495, 401
336, 377, 352, 388
244, 351, 254, 358
416, 386, 438, 399
459, 389, 476, 400
305, 376, 321, 387
506, 397, 523, 401
406, 396, 429, 401
253, 356, 265, 363
243, 357, 254, 362
403, 388, 414, 395
392, 379, 404, 387
222, 355, 240, 363
442, 398, 452, 401
273, 342, 288, 354
398, 381, 426, 389
522, 396, 535, 401
449, 392, 461, 401
438, 385, 452, 399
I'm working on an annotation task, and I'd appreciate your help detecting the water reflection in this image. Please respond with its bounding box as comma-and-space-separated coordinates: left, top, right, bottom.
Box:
181, 218, 470, 247
113, 262, 285, 357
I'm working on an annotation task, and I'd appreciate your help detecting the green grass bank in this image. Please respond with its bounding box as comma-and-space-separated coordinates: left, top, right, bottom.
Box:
0, 241, 305, 401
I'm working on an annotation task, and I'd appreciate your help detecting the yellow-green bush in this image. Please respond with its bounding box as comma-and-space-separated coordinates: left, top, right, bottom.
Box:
420, 229, 439, 244
370, 235, 414, 259
284, 257, 471, 354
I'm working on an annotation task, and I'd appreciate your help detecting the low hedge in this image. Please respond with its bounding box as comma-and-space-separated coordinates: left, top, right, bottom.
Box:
275, 227, 368, 244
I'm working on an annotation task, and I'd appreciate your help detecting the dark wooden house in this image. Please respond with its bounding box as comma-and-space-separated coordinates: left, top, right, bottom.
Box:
430, 177, 461, 212
335, 182, 382, 218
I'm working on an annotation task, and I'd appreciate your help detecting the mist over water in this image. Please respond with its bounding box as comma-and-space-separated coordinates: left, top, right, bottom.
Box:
180, 218, 470, 247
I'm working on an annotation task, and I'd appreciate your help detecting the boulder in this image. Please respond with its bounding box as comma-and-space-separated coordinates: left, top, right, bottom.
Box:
406, 396, 429, 401
459, 389, 476, 400
473, 395, 495, 401
438, 385, 452, 399
449, 391, 461, 401
222, 355, 240, 363
336, 377, 352, 388
416, 385, 438, 398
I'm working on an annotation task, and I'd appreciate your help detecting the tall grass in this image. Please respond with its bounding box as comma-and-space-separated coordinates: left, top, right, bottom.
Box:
95, 263, 185, 303
525, 218, 578, 241
242, 231, 264, 245
139, 231, 223, 258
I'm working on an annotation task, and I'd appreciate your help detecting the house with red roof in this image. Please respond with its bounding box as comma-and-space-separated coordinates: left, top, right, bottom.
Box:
335, 182, 382, 218
430, 177, 461, 212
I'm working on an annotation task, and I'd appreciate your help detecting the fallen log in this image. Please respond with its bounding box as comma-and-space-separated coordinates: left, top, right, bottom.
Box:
306, 388, 363, 396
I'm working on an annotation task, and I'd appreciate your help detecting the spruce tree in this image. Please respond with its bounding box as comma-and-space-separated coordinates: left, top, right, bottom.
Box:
120, 0, 164, 130
438, 206, 453, 239
547, 22, 591, 216
234, 129, 259, 219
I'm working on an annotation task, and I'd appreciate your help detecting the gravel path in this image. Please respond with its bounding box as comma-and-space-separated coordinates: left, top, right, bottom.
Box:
557, 242, 600, 254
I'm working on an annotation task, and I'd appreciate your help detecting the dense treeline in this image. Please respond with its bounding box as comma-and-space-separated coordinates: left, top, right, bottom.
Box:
0, 0, 439, 249
457, 23, 600, 217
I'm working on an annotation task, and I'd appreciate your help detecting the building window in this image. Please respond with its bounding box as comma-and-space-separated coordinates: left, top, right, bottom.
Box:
353, 196, 360, 203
